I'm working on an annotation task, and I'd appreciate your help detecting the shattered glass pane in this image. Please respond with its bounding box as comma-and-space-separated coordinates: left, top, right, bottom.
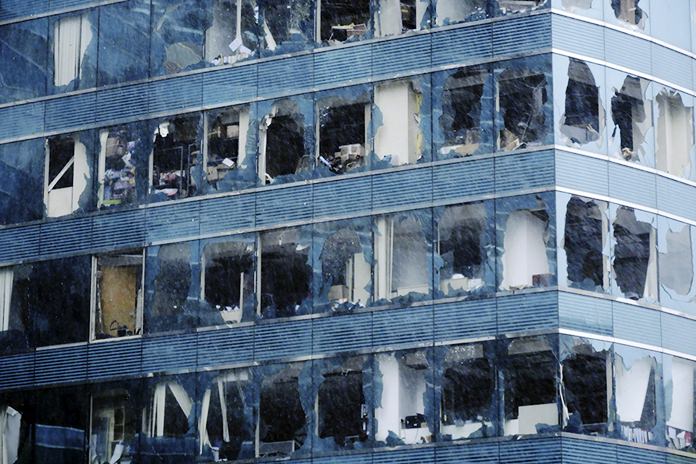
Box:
90, 380, 142, 464
150, 0, 206, 75
98, 124, 147, 209
497, 0, 547, 15
658, 217, 696, 314
607, 72, 654, 166
49, 10, 98, 94
552, 0, 603, 20
605, 0, 648, 30
375, 0, 429, 36
204, 0, 258, 66
0, 138, 45, 225
434, 0, 490, 26
258, 0, 314, 55
45, 131, 96, 218
0, 18, 48, 103
557, 58, 605, 151
0, 265, 31, 354
35, 386, 89, 462
663, 354, 696, 453
319, 0, 371, 45
654, 88, 695, 180
0, 390, 34, 463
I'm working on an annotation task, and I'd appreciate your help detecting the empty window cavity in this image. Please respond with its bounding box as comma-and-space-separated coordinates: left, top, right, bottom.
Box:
205, 0, 256, 66
658, 220, 696, 308
612, 207, 657, 301
563, 196, 608, 291
375, 0, 423, 37
562, 60, 602, 145
319, 0, 371, 43
318, 99, 369, 174
664, 355, 696, 451
151, 115, 199, 200
498, 0, 546, 14
45, 134, 91, 218
206, 107, 250, 189
149, 243, 193, 333
259, 101, 308, 184
258, 0, 313, 52
143, 378, 196, 442
614, 347, 658, 444
98, 127, 138, 208
53, 13, 92, 87
497, 70, 548, 150
374, 80, 423, 166
440, 68, 485, 157
655, 90, 694, 178
611, 0, 645, 28
91, 386, 139, 463
435, 0, 488, 25
610, 76, 651, 163
500, 206, 552, 291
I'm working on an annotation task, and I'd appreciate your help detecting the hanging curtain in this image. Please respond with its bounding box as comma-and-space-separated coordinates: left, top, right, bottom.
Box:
0, 268, 13, 332
53, 14, 92, 87
0, 406, 21, 464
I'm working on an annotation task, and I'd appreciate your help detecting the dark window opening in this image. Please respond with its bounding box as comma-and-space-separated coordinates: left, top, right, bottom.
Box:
207, 110, 241, 188
91, 389, 139, 463
613, 207, 653, 300
319, 102, 366, 174
564, 197, 604, 289
48, 137, 75, 189
152, 116, 199, 199
611, 76, 647, 161
264, 114, 306, 183
442, 357, 494, 425
203, 241, 254, 325
150, 243, 192, 331
318, 370, 367, 446
35, 387, 88, 463
442, 69, 484, 154
562, 352, 608, 433
498, 73, 548, 150
400, 0, 417, 30
259, 376, 306, 454
611, 0, 644, 26
563, 60, 600, 144
320, 0, 371, 43
505, 353, 556, 418
319, 227, 369, 307
205, 378, 253, 460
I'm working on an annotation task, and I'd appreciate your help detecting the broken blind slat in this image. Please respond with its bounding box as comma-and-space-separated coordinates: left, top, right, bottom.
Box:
313, 454, 372, 464
499, 438, 562, 464
434, 299, 496, 341
555, 151, 609, 196
199, 194, 255, 235
39, 216, 93, 257
431, 24, 493, 68
432, 158, 494, 202
435, 442, 499, 464
372, 34, 431, 79
562, 438, 617, 464
34, 344, 88, 386
616, 446, 666, 464
257, 55, 313, 98
652, 44, 693, 91
312, 312, 372, 354
612, 302, 661, 347
314, 46, 372, 89
44, 92, 96, 132
91, 208, 145, 250
254, 319, 312, 361
371, 168, 433, 211
661, 313, 696, 357
95, 83, 148, 124
0, 223, 40, 263
605, 29, 652, 76
147, 74, 203, 115
496, 292, 558, 334
495, 150, 555, 193
87, 338, 142, 381
657, 177, 696, 221
558, 292, 612, 336
551, 15, 605, 61
372, 305, 433, 348
608, 163, 657, 208
255, 186, 312, 227
0, 352, 34, 391
0, 102, 44, 141
0, 0, 44, 21
141, 333, 197, 374
374, 448, 435, 464
196, 326, 254, 367
492, 14, 551, 57
313, 177, 371, 219
145, 201, 200, 243
202, 65, 257, 107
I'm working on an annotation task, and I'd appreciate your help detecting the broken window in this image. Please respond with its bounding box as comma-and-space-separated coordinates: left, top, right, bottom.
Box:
439, 343, 496, 441
373, 78, 429, 168
375, 350, 432, 446
555, 0, 603, 20
655, 89, 695, 179
314, 218, 372, 312
317, 87, 371, 176
98, 125, 141, 208
316, 356, 370, 449
35, 386, 89, 462
258, 0, 314, 55
611, 206, 657, 302
560, 195, 609, 292
150, 0, 206, 75
150, 114, 201, 201
658, 218, 696, 314
0, 138, 45, 226
0, 390, 34, 464
560, 336, 611, 436
614, 345, 659, 444
92, 250, 144, 340
498, 0, 547, 15
45, 132, 94, 218
375, 0, 428, 37
259, 227, 312, 318
502, 336, 558, 435
141, 375, 197, 460
199, 369, 255, 461
374, 210, 432, 303
663, 354, 696, 453
0, 266, 32, 354
559, 58, 604, 149
436, 202, 494, 297
319, 0, 371, 44
496, 60, 550, 151
0, 18, 48, 103
609, 0, 646, 29
434, 0, 490, 26
498, 195, 555, 292
608, 73, 653, 166
651, 0, 692, 50
436, 66, 491, 158
204, 0, 257, 66
90, 381, 141, 464
200, 235, 255, 326
50, 11, 97, 92
258, 97, 312, 184
258, 363, 309, 458
145, 242, 197, 334
205, 105, 256, 192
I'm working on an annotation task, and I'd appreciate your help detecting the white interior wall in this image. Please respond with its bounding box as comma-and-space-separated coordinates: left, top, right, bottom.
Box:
435, 1, 472, 25
657, 95, 693, 177
375, 354, 401, 441
667, 357, 694, 432
501, 210, 549, 289
615, 356, 652, 423
374, 81, 419, 166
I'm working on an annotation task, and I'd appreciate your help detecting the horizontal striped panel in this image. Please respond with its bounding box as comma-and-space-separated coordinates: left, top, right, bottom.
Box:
44, 92, 96, 132
558, 292, 612, 336
607, 163, 656, 208
432, 158, 494, 202
141, 333, 197, 374
604, 28, 652, 76
95, 83, 149, 123
199, 194, 255, 235
372, 305, 433, 348
39, 216, 93, 257
91, 208, 146, 250
34, 344, 88, 385
147, 74, 203, 114
314, 453, 372, 464
555, 151, 609, 196
492, 14, 551, 56
434, 298, 497, 341
665, 453, 696, 464
255, 318, 312, 361
0, 0, 45, 21
612, 302, 661, 347
314, 46, 372, 88
255, 185, 312, 226
616, 446, 666, 464
499, 438, 562, 463
145, 201, 200, 243
551, 15, 604, 61
435, 442, 499, 464
0, 102, 44, 140
432, 24, 492, 67
372, 34, 431, 78
562, 437, 617, 464
0, 224, 40, 263
497, 291, 558, 334
651, 44, 693, 90
313, 177, 372, 219
495, 150, 554, 193
372, 168, 433, 211
202, 65, 257, 107
196, 326, 254, 367
0, 352, 34, 390
258, 55, 313, 97
313, 312, 372, 354
661, 313, 696, 357
656, 177, 696, 221
49, 0, 106, 9
374, 447, 435, 464
87, 338, 142, 381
